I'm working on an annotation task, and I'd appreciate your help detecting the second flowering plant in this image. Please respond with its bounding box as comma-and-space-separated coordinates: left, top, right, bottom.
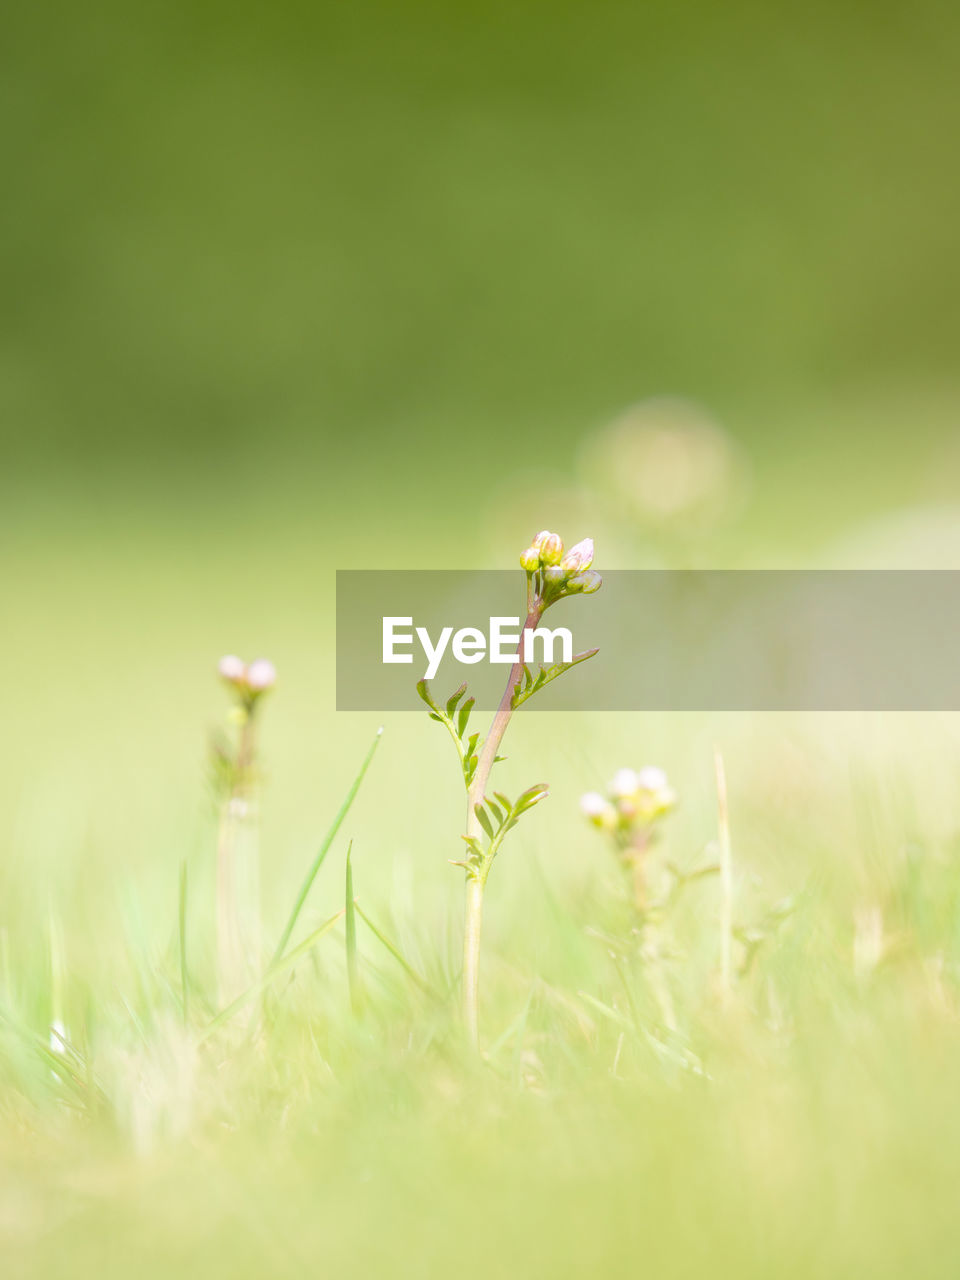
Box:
418, 531, 601, 1048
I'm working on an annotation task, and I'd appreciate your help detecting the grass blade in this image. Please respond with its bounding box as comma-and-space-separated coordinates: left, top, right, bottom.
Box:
355, 904, 440, 1000
715, 747, 734, 1000
178, 860, 189, 1025
345, 842, 364, 1014
202, 908, 345, 1042
271, 726, 383, 965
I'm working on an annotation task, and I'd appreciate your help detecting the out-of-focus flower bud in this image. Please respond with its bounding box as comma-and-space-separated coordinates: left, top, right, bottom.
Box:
615, 794, 639, 821
565, 570, 602, 595
631, 765, 677, 820
218, 654, 246, 685
609, 763, 676, 816
580, 791, 617, 829
246, 659, 277, 693
635, 766, 669, 792
520, 545, 541, 572
561, 538, 594, 573
533, 530, 564, 565
610, 768, 641, 798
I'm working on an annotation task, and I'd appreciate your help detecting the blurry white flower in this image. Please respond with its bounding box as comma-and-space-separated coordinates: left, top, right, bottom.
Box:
218, 654, 246, 685
609, 765, 677, 821
610, 768, 641, 798
636, 766, 670, 792
580, 791, 617, 829
245, 659, 277, 693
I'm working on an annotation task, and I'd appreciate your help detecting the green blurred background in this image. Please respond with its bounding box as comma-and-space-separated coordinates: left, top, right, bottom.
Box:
4, 0, 960, 522
4, 0, 960, 941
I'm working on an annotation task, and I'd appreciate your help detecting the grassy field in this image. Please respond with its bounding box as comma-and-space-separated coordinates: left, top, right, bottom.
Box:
4, 497, 960, 1277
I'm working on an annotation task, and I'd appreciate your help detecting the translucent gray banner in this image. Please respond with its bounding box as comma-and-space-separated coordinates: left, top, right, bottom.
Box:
336, 570, 960, 711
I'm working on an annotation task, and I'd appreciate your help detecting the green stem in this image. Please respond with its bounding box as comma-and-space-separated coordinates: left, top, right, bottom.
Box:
461, 602, 542, 1048
461, 877, 485, 1047
715, 748, 734, 1000
216, 711, 256, 1006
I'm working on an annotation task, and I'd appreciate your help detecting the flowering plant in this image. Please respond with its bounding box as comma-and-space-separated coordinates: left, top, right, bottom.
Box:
417, 531, 601, 1047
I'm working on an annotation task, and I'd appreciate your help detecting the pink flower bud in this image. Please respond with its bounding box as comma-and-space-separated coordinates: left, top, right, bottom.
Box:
561, 538, 594, 573
520, 545, 541, 571
218, 654, 246, 685
245, 659, 277, 692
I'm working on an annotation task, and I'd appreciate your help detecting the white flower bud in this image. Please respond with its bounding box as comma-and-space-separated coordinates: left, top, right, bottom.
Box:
616, 764, 677, 821
610, 768, 641, 798
520, 545, 541, 572
246, 659, 277, 692
580, 791, 617, 829
218, 654, 246, 685
636, 766, 669, 792
532, 530, 564, 565
564, 570, 602, 595
561, 538, 594, 573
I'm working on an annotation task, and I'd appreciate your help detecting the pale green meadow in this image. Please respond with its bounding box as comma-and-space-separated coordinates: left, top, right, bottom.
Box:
4, 474, 960, 1278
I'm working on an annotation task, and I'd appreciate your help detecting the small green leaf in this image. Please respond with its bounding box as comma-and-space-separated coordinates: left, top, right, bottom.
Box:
457, 697, 475, 738
485, 800, 505, 828
445, 684, 468, 719
511, 647, 599, 710
416, 679, 440, 712
475, 804, 495, 841
516, 783, 549, 812
461, 835, 484, 859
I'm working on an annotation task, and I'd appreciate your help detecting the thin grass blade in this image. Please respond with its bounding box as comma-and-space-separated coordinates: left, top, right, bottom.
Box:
203, 908, 346, 1041
355, 904, 440, 1000
271, 726, 382, 965
178, 860, 189, 1025
345, 842, 364, 1014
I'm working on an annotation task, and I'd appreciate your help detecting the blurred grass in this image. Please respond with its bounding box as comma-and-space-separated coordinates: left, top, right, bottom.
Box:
4, 703, 960, 1277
